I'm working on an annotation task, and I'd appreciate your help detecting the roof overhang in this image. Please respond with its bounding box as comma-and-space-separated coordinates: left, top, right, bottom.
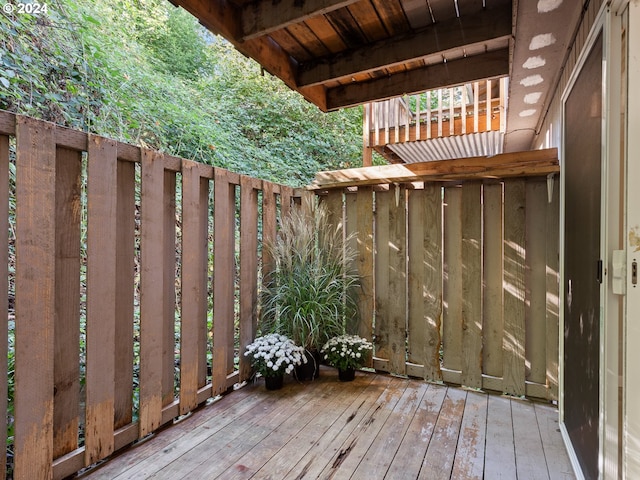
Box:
169, 0, 587, 153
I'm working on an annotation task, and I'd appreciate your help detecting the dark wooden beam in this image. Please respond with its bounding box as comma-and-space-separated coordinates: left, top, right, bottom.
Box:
326, 48, 509, 110
297, 4, 511, 87
241, 0, 360, 41
170, 0, 329, 110
309, 148, 559, 189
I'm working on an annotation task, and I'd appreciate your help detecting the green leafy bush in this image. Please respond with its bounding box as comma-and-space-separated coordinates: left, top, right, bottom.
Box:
0, 0, 364, 187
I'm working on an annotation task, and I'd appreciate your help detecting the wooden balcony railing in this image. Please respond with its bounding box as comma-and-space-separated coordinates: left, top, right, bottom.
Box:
0, 111, 308, 479
2, 111, 557, 480
363, 78, 508, 161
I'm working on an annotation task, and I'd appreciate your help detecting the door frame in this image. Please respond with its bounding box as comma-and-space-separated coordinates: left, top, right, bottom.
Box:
559, 0, 640, 479
624, 1, 640, 478
559, 3, 623, 478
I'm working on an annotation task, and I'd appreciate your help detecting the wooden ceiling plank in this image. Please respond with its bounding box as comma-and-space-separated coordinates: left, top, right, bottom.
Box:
286, 22, 332, 57
347, 1, 388, 42
370, 0, 410, 36
268, 29, 314, 62
309, 149, 559, 189
297, 4, 511, 87
325, 7, 369, 48
241, 0, 361, 41
326, 48, 510, 110
304, 15, 348, 53
171, 0, 328, 110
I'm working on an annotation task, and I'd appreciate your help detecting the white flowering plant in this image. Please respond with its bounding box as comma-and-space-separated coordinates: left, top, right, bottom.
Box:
321, 334, 373, 371
244, 334, 307, 377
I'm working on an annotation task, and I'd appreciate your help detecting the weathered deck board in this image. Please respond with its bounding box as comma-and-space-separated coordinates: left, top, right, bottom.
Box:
80, 369, 575, 480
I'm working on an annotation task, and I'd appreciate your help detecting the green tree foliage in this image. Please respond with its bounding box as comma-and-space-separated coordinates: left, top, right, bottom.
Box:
0, 0, 363, 186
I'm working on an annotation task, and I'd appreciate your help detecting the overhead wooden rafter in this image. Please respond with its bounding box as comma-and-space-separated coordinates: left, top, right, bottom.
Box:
169, 0, 513, 112
297, 5, 512, 88
308, 148, 559, 189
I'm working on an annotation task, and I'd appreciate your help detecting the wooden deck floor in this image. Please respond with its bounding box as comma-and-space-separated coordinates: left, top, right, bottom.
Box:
79, 367, 575, 480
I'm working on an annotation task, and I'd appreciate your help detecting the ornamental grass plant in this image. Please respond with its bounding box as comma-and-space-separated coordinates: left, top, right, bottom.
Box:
260, 198, 360, 353
244, 333, 307, 377
321, 335, 373, 371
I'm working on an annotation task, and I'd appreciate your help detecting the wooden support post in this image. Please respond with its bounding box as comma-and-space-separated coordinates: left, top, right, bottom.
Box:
362, 104, 372, 166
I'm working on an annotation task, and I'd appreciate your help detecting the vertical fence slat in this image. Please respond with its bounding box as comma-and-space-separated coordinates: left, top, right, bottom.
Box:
162, 172, 176, 406
324, 189, 343, 233
85, 135, 118, 463
280, 185, 292, 219
483, 182, 504, 379
239, 176, 260, 382
449, 88, 455, 136
546, 177, 559, 399
404, 96, 410, 142
443, 186, 462, 377
426, 91, 432, 139
115, 159, 135, 429
486, 79, 492, 131
262, 182, 277, 286
503, 179, 526, 396
461, 183, 483, 389
415, 94, 421, 141
437, 89, 443, 137
374, 189, 390, 368
355, 187, 374, 362
14, 116, 55, 479
525, 179, 548, 386
139, 149, 165, 437
408, 185, 442, 381
53, 147, 81, 460
384, 101, 390, 145
388, 185, 407, 376
461, 86, 467, 135
0, 134, 9, 479
180, 160, 204, 413
473, 82, 480, 133
212, 169, 235, 395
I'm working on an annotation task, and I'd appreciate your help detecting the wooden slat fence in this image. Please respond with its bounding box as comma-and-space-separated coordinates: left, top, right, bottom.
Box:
0, 111, 307, 479
321, 175, 560, 401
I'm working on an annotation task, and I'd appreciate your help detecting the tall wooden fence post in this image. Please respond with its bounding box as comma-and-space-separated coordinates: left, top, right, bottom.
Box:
14, 116, 56, 479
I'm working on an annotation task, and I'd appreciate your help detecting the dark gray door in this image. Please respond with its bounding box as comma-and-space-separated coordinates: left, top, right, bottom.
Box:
563, 32, 603, 480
